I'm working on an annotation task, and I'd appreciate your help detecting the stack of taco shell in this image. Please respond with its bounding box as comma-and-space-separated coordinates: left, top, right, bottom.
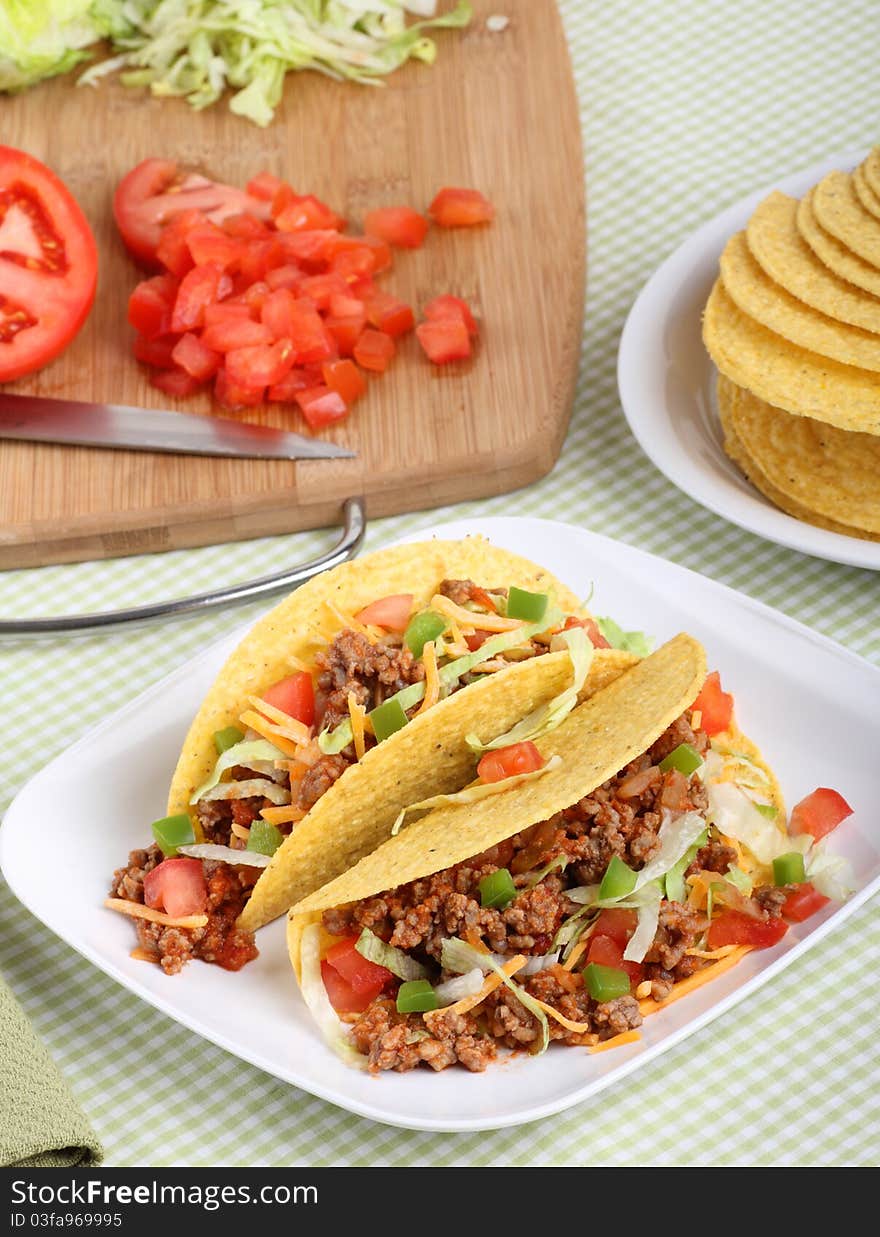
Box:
702, 148, 880, 541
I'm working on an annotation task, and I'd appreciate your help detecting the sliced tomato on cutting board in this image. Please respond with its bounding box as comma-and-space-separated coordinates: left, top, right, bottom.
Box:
113, 158, 271, 267
0, 145, 98, 382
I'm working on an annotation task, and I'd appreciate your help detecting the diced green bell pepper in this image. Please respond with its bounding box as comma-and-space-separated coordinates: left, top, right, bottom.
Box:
151, 813, 196, 858
583, 962, 631, 1001
247, 819, 283, 856
478, 868, 517, 909
396, 979, 439, 1013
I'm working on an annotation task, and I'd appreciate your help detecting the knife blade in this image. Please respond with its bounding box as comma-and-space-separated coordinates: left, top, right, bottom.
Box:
0, 392, 354, 460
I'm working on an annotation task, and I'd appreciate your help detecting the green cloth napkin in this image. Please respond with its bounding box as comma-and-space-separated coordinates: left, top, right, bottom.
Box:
0, 972, 103, 1167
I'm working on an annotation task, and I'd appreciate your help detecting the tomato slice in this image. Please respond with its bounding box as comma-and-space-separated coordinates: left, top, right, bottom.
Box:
113, 158, 270, 266
706, 910, 789, 950
789, 788, 853, 842
428, 187, 495, 227
691, 670, 734, 736
416, 317, 471, 364
781, 882, 830, 922
478, 741, 545, 783
355, 594, 414, 631
262, 672, 315, 727
0, 146, 97, 381
143, 857, 207, 918
364, 206, 429, 249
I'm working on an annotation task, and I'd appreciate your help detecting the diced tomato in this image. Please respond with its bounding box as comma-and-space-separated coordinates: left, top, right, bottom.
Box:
133, 333, 176, 368
691, 671, 734, 736
246, 171, 285, 202
591, 908, 638, 949
214, 368, 265, 409
587, 933, 643, 987
149, 367, 204, 397
416, 317, 471, 364
267, 365, 323, 402
201, 317, 273, 353
238, 237, 286, 284
0, 146, 98, 381
364, 206, 428, 249
320, 961, 384, 1015
428, 187, 495, 228
170, 263, 230, 334
706, 910, 789, 950
325, 936, 391, 995
423, 293, 478, 336
225, 339, 295, 387
322, 359, 366, 405
353, 328, 395, 372
328, 292, 364, 319
113, 158, 269, 266
298, 272, 350, 310
241, 280, 270, 313
364, 290, 414, 337
185, 224, 242, 271
203, 301, 253, 327
355, 594, 414, 632
331, 244, 378, 282
262, 295, 331, 363
277, 229, 338, 267
464, 631, 491, 652
295, 385, 348, 430
171, 332, 221, 381
222, 212, 270, 241
325, 311, 367, 357
154, 210, 205, 278
262, 671, 315, 726
563, 615, 611, 649
781, 883, 831, 922
789, 788, 853, 842
478, 740, 545, 784
361, 235, 392, 274
127, 274, 178, 338
143, 857, 207, 918
274, 193, 342, 233
265, 264, 303, 292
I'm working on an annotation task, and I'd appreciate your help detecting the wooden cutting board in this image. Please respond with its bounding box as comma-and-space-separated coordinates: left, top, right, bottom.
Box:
0, 0, 584, 568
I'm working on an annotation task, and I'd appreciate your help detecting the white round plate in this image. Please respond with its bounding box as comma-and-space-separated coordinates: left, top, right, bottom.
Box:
617, 148, 880, 571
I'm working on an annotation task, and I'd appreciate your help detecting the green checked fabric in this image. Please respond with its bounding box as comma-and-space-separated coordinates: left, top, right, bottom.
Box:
1, 0, 879, 1167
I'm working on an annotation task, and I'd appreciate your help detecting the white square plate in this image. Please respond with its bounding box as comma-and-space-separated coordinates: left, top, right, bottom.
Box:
617, 148, 880, 571
2, 516, 878, 1131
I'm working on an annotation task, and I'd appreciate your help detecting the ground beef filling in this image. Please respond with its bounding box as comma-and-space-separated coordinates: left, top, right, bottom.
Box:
332, 712, 714, 1072
314, 628, 425, 730
110, 845, 258, 975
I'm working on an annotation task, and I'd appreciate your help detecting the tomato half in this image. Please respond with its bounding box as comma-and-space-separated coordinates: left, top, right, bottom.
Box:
113, 158, 270, 266
262, 671, 315, 727
355, 594, 414, 631
706, 910, 789, 950
691, 670, 734, 736
789, 788, 853, 842
478, 741, 545, 783
0, 146, 97, 381
143, 857, 207, 918
781, 882, 830, 923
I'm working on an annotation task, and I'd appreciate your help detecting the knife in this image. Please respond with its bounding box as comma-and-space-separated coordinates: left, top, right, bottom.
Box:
0, 392, 354, 460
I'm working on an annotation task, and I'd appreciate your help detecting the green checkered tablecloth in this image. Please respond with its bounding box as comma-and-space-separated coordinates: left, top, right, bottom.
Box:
2, 1, 878, 1168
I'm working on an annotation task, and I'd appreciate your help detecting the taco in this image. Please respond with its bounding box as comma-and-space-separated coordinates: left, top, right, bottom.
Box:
105, 537, 643, 974
287, 634, 853, 1073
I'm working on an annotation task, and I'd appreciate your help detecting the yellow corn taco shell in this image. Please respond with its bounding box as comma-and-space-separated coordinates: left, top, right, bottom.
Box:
797, 188, 880, 298
166, 536, 634, 932
811, 171, 880, 270
288, 631, 707, 980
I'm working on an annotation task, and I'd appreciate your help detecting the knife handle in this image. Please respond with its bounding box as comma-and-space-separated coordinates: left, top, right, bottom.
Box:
0, 497, 366, 639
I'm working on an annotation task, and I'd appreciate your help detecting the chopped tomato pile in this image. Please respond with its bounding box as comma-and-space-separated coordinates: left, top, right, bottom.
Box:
118, 159, 493, 429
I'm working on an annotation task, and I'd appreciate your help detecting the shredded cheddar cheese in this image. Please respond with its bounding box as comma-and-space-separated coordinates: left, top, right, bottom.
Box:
416, 641, 440, 715
130, 947, 159, 963
247, 696, 311, 743
424, 955, 526, 1020
230, 822, 251, 841
239, 710, 302, 756
638, 946, 752, 1015
260, 804, 306, 825
430, 593, 523, 633
527, 996, 592, 1035
588, 1029, 642, 1054
562, 939, 589, 972
691, 709, 702, 731
347, 691, 368, 761
324, 600, 381, 641
105, 899, 208, 930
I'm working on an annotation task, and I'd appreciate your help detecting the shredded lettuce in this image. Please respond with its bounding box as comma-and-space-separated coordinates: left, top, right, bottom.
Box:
439, 937, 548, 1053
522, 853, 569, 889
724, 864, 753, 895
389, 755, 562, 835
177, 843, 272, 866
805, 845, 855, 901
190, 738, 285, 803
0, 0, 109, 92
298, 923, 367, 1069
355, 927, 428, 980
318, 607, 565, 755
623, 882, 662, 963
663, 827, 708, 902
706, 781, 806, 866
465, 626, 593, 752
198, 776, 289, 805
78, 0, 472, 126
433, 968, 484, 1006
596, 616, 653, 658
